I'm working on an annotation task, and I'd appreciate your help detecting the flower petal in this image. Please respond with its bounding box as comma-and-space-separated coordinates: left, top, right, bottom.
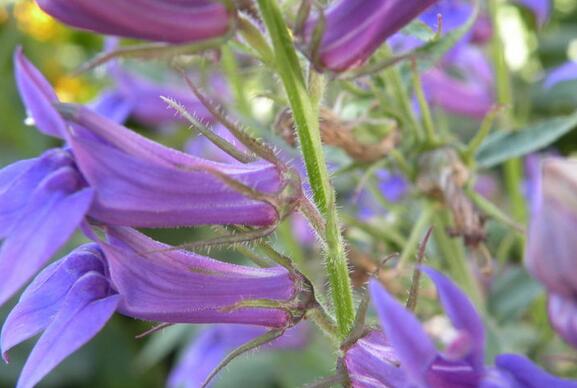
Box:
544, 61, 577, 89
421, 266, 485, 370
0, 149, 74, 238
0, 166, 93, 306
101, 227, 294, 327
89, 90, 134, 124
1, 244, 104, 361
61, 105, 280, 227
14, 48, 66, 138
369, 279, 436, 385
35, 0, 232, 43
343, 330, 409, 387
16, 272, 119, 388
548, 294, 577, 349
495, 354, 577, 387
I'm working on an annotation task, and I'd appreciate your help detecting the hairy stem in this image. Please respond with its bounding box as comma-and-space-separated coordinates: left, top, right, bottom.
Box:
257, 0, 355, 338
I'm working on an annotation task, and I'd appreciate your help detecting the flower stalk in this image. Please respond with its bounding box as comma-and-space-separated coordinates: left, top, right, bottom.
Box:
257, 0, 355, 338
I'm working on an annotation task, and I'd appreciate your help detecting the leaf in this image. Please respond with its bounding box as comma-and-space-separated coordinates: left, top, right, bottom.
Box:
476, 110, 577, 168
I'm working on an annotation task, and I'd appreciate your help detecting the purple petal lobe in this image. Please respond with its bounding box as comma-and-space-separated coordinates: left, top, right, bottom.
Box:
101, 227, 294, 327
343, 330, 408, 388
16, 272, 119, 388
0, 149, 74, 238
544, 61, 577, 89
548, 294, 577, 349
1, 244, 104, 361
421, 266, 485, 370
495, 354, 577, 388
35, 0, 232, 43
14, 48, 66, 138
368, 279, 436, 385
0, 165, 93, 306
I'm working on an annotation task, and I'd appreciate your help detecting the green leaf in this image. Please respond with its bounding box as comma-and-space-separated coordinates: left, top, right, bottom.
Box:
476, 110, 577, 168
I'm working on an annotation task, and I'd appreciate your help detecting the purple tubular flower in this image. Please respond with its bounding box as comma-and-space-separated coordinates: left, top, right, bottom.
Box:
101, 226, 297, 327
62, 104, 282, 227
525, 158, 577, 348
1, 244, 119, 388
0, 149, 94, 306
2, 229, 305, 386
544, 61, 577, 89
303, 0, 439, 72
16, 49, 288, 228
168, 324, 309, 388
35, 0, 234, 43
360, 267, 577, 387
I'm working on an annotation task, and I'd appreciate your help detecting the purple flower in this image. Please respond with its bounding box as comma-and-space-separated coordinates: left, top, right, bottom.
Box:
525, 157, 577, 348
344, 330, 407, 387
168, 324, 309, 388
301, 0, 439, 72
0, 149, 93, 306
102, 226, 298, 326
345, 267, 577, 387
0, 49, 299, 306
1, 244, 119, 388
2, 227, 305, 387
544, 61, 577, 89
421, 46, 494, 119
35, 0, 235, 43
356, 170, 408, 220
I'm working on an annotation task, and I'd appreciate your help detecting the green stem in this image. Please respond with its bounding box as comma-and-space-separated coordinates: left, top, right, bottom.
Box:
257, 0, 355, 338
411, 63, 437, 145
398, 204, 435, 269
433, 209, 483, 308
489, 0, 527, 228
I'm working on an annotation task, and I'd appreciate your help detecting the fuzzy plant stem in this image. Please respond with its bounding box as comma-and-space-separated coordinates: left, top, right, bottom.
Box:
257, 0, 355, 338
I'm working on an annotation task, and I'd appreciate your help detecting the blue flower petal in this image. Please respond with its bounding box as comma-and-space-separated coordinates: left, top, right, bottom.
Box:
16, 272, 119, 388
495, 354, 577, 388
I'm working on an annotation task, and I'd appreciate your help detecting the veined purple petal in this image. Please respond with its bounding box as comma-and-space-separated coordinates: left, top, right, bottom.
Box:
14, 47, 66, 138
168, 324, 308, 388
35, 0, 233, 43
62, 105, 281, 227
544, 61, 577, 90
304, 0, 439, 71
494, 354, 577, 387
548, 294, 577, 349
16, 272, 119, 388
0, 149, 75, 238
0, 165, 93, 306
343, 330, 408, 388
101, 227, 294, 327
369, 280, 436, 385
422, 267, 485, 371
1, 244, 104, 361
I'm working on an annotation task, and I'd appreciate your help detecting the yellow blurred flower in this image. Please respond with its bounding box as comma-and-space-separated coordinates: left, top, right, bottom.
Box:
14, 0, 61, 41
54, 75, 93, 103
